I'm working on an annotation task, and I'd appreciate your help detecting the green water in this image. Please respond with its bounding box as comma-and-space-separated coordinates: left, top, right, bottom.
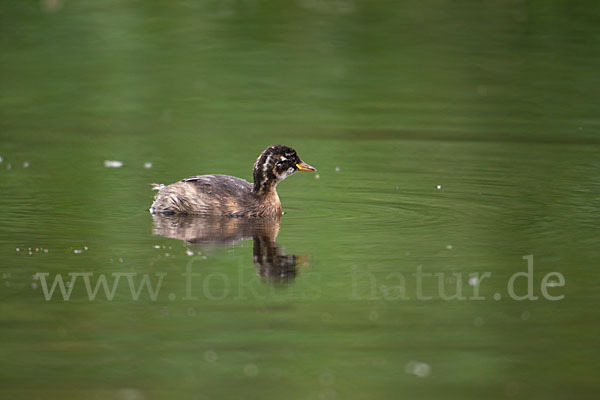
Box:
1, 1, 600, 399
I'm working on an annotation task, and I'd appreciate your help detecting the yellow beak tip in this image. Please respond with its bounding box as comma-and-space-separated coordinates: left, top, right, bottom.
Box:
296, 162, 316, 172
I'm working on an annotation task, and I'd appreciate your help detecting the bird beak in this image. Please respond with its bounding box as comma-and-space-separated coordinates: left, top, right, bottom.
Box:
296, 161, 316, 172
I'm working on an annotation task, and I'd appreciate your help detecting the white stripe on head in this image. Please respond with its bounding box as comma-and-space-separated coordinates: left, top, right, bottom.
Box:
263, 154, 272, 173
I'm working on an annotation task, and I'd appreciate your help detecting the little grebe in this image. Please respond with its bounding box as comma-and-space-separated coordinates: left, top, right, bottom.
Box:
150, 145, 316, 216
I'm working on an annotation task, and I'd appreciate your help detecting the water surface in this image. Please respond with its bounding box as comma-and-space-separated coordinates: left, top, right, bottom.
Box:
1, 1, 599, 399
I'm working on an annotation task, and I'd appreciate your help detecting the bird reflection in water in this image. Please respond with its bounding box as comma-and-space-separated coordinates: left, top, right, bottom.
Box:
151, 214, 307, 282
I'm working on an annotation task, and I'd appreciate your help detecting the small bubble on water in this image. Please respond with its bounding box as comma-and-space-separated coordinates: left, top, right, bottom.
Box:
28, 251, 33, 256
144, 162, 153, 169
405, 361, 431, 377
84, 246, 88, 251
436, 185, 443, 190
446, 244, 453, 250
44, 249, 48, 253
16, 248, 20, 252
23, 161, 30, 168
335, 166, 340, 172
243, 363, 259, 377
468, 277, 479, 286
204, 350, 218, 363
119, 258, 124, 263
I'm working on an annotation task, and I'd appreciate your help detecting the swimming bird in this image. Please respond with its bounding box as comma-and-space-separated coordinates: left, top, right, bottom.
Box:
150, 145, 316, 216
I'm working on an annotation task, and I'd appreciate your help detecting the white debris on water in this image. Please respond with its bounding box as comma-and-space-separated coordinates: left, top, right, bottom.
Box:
468, 277, 479, 286
405, 361, 431, 377
104, 160, 123, 168
144, 162, 153, 169
23, 161, 30, 168
73, 249, 83, 254
446, 244, 453, 250
16, 247, 20, 252
335, 166, 340, 172
436, 185, 442, 190
186, 250, 194, 256
44, 249, 48, 253
154, 245, 161, 249
315, 174, 320, 179
0, 155, 3, 163
119, 258, 124, 263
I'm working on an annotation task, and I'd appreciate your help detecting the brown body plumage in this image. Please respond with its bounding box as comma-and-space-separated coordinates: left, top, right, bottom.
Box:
150, 145, 315, 217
